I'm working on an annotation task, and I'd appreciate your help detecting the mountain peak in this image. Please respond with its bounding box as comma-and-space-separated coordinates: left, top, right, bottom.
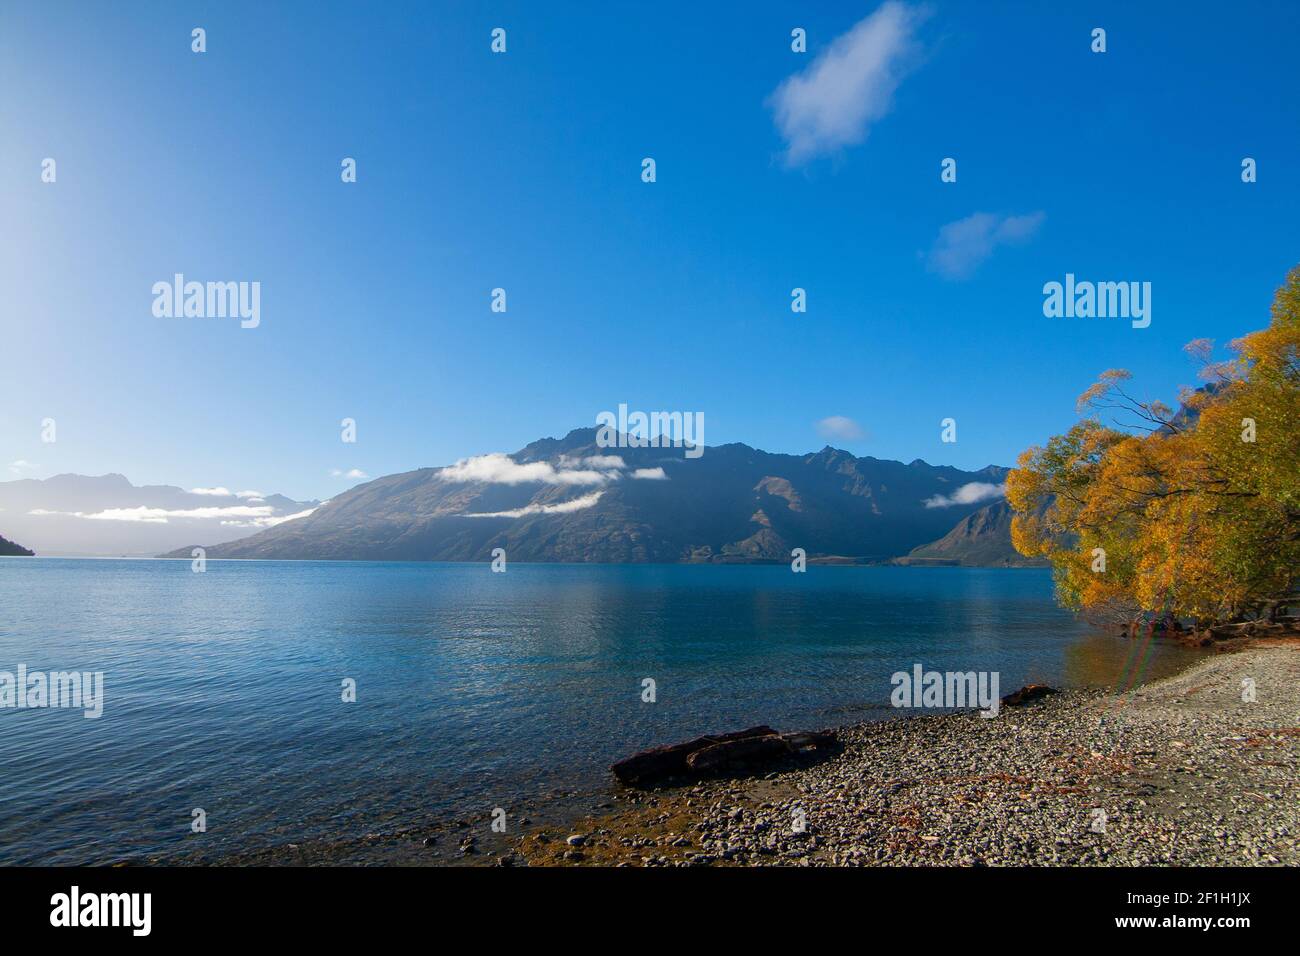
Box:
808, 445, 855, 466
899, 499, 1044, 568
44, 472, 133, 487
514, 427, 601, 461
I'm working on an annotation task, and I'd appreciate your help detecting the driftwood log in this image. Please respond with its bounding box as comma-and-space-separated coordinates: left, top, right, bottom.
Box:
611, 725, 837, 787
1000, 684, 1056, 707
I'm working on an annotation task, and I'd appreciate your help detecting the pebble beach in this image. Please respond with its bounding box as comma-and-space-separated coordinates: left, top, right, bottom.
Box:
518, 643, 1299, 867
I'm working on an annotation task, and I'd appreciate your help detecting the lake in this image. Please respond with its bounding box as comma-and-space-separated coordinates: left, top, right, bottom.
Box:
0, 558, 1204, 864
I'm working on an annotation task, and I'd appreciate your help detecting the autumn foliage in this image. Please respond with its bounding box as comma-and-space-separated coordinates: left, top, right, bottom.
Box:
1008, 266, 1300, 630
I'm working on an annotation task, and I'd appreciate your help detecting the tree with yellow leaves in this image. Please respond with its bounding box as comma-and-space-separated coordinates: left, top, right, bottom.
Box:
1008, 266, 1300, 635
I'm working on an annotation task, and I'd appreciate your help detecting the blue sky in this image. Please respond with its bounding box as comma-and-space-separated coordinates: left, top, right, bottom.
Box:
2, 0, 1297, 500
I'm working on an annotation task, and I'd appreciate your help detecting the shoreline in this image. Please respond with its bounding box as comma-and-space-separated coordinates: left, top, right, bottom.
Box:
170, 637, 1294, 868
511, 641, 1299, 867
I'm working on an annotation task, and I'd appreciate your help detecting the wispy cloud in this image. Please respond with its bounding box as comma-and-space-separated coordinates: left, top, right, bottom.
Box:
566, 455, 626, 470
440, 453, 616, 487
923, 482, 1005, 509
443, 452, 680, 488
190, 487, 270, 502
329, 468, 368, 480
816, 416, 866, 442
8, 460, 38, 475
223, 505, 317, 529
463, 491, 605, 519
769, 2, 930, 166
31, 504, 285, 524
926, 212, 1045, 280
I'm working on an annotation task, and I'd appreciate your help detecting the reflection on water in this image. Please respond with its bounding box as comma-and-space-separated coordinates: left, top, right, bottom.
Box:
0, 559, 1204, 863
1059, 630, 1198, 691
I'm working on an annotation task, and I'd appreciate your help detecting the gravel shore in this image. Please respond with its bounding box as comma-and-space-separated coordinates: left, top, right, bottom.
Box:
518, 642, 1299, 866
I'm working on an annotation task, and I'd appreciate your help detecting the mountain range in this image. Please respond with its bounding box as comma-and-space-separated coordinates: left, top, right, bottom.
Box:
0, 474, 319, 557
160, 428, 1028, 565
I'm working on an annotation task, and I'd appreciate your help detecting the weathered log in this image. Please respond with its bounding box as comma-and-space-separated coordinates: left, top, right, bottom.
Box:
611, 726, 838, 786
610, 725, 776, 786
685, 734, 792, 773
680, 729, 839, 773
779, 730, 838, 751
1000, 684, 1056, 707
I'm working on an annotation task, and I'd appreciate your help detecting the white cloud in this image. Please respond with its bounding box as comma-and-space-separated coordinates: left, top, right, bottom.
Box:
222, 506, 317, 529
329, 468, 369, 480
463, 491, 604, 519
816, 416, 866, 442
440, 453, 615, 487
191, 486, 269, 501
925, 211, 1045, 280
266, 505, 316, 525
443, 453, 674, 488
8, 460, 38, 475
768, 2, 929, 166
923, 482, 1006, 509
31, 504, 281, 524
576, 455, 626, 470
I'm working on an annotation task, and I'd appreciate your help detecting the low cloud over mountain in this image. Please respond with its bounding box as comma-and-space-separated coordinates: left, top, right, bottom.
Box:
0, 474, 319, 556
165, 428, 1013, 564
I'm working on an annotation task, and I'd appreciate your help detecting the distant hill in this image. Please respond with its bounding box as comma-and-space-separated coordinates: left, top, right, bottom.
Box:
0, 534, 34, 556
0, 473, 318, 557
164, 427, 1011, 563
896, 499, 1047, 567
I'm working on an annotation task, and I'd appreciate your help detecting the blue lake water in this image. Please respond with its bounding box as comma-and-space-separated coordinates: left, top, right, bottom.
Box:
0, 558, 1204, 864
